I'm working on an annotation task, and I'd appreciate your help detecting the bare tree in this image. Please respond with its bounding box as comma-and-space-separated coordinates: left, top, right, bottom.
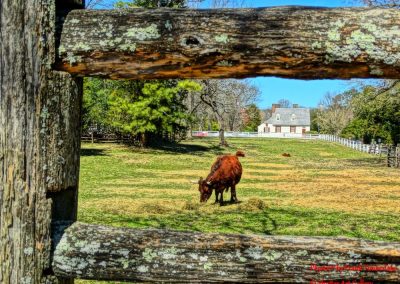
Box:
195, 79, 259, 146
316, 92, 355, 135
261, 108, 272, 122
199, 80, 228, 146
277, 99, 292, 108
86, 0, 115, 8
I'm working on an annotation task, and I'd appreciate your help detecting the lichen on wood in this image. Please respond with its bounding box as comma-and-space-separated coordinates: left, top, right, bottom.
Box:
53, 222, 400, 283
56, 7, 400, 80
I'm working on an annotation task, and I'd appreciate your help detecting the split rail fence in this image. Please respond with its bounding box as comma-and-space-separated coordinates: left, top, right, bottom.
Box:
1, 1, 400, 283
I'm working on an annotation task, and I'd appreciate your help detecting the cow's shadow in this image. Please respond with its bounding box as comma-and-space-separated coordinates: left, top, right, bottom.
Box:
213, 200, 243, 206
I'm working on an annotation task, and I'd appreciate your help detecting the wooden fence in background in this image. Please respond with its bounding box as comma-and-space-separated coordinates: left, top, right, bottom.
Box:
319, 134, 399, 168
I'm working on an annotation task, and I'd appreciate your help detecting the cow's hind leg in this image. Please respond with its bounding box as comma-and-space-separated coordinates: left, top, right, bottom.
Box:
231, 185, 238, 203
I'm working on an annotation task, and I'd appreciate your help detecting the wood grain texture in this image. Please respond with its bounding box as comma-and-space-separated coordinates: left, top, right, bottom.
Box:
53, 222, 400, 283
56, 7, 400, 80
0, 1, 83, 283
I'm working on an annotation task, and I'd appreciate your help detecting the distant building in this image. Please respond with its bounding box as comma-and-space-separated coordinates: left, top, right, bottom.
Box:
258, 104, 311, 135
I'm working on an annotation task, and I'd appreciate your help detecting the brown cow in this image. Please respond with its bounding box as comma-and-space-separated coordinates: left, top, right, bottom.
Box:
198, 151, 245, 206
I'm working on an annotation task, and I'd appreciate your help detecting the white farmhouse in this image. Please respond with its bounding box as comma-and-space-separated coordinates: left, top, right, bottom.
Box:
258, 104, 311, 135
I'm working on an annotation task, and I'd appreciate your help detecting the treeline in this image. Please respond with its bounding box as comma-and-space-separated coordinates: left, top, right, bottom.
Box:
313, 81, 400, 145
83, 78, 261, 146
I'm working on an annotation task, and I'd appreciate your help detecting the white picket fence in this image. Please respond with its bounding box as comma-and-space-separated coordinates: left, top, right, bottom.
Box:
318, 134, 373, 153
319, 134, 399, 168
192, 131, 319, 139
191, 132, 399, 168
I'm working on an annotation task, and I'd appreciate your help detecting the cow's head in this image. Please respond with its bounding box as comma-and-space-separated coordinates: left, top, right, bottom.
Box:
198, 177, 212, 203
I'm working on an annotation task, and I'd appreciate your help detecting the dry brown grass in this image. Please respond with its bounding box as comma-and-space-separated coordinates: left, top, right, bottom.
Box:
243, 166, 400, 214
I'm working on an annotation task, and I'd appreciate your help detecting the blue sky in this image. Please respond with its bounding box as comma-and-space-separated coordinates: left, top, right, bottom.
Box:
198, 0, 367, 108
99, 0, 374, 109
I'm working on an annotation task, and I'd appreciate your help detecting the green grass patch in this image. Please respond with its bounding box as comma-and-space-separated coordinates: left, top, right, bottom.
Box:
78, 138, 400, 241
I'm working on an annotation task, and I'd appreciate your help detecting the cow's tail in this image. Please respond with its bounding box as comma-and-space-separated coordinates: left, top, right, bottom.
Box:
235, 151, 245, 157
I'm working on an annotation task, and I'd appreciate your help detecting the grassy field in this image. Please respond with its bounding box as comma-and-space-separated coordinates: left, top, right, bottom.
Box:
78, 138, 400, 242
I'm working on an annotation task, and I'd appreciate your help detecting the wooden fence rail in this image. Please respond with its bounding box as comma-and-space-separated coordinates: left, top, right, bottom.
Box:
56, 7, 400, 80
52, 222, 400, 283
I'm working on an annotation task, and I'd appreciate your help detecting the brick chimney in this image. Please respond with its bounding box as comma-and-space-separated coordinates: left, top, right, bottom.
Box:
293, 104, 299, 108
272, 104, 281, 113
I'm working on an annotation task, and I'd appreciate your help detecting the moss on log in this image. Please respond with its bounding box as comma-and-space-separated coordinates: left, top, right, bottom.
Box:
53, 222, 400, 283
56, 7, 400, 80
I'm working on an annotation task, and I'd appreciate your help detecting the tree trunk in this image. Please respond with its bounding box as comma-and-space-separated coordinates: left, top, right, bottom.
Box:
140, 133, 149, 147
187, 128, 193, 138
55, 7, 400, 80
0, 1, 83, 283
219, 128, 228, 147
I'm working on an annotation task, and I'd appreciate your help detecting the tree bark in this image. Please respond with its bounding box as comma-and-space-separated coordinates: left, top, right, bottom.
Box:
53, 222, 400, 283
219, 128, 228, 146
0, 1, 83, 283
55, 7, 400, 80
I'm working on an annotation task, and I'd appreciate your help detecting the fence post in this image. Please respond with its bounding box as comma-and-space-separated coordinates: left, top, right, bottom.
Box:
387, 146, 398, 168
0, 1, 84, 283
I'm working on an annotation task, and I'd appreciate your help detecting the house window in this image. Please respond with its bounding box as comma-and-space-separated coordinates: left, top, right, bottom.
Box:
276, 126, 281, 133
290, 126, 296, 133
276, 114, 280, 121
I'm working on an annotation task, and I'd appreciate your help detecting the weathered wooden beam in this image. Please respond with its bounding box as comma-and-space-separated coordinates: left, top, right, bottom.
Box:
0, 1, 83, 283
55, 7, 400, 80
53, 222, 400, 283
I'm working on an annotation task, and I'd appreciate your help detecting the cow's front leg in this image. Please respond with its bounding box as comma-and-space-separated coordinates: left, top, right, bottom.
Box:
219, 190, 224, 206
214, 190, 220, 204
